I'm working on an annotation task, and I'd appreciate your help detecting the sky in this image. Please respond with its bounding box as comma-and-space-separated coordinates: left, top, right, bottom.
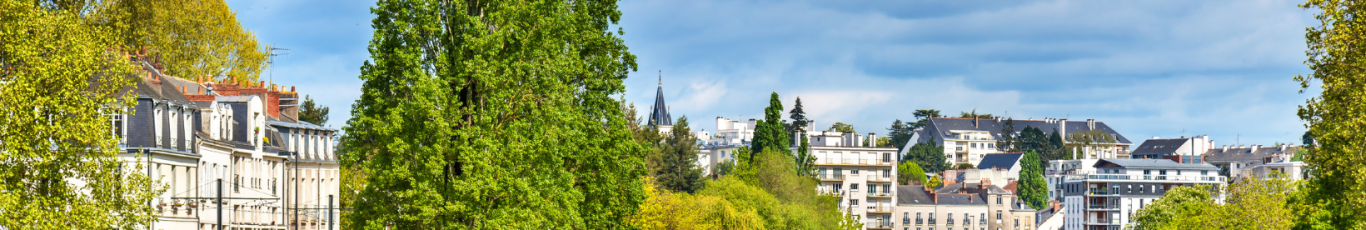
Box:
227, 0, 1320, 146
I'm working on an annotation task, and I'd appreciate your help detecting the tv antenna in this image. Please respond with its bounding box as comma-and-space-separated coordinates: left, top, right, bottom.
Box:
268, 47, 290, 85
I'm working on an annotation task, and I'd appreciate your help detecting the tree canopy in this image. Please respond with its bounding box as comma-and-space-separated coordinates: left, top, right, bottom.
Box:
828, 122, 855, 133
657, 116, 704, 193
1016, 150, 1047, 209
898, 161, 926, 186
1293, 0, 1366, 228
339, 0, 646, 228
902, 141, 950, 173
789, 97, 809, 132
298, 95, 329, 125
886, 119, 914, 151
0, 1, 162, 228
911, 109, 942, 129
749, 92, 790, 161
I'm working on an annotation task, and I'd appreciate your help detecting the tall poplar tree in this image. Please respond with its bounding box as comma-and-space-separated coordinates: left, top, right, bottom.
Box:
1294, 1, 1366, 228
340, 0, 647, 228
748, 92, 789, 162
1, 1, 160, 228
1017, 150, 1047, 209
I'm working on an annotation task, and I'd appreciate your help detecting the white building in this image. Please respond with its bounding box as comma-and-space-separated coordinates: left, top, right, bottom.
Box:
914, 117, 1134, 166
795, 128, 898, 229
1203, 144, 1304, 182
1059, 159, 1223, 230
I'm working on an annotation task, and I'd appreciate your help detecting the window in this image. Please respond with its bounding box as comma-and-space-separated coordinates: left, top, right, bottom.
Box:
851, 199, 859, 206
852, 183, 860, 191
1014, 217, 1019, 227
853, 169, 860, 175
917, 212, 923, 224
930, 212, 936, 225
947, 212, 954, 225
820, 168, 827, 177
1144, 169, 1150, 175
904, 212, 910, 224
1160, 170, 1168, 175
996, 195, 1001, 204
980, 213, 986, 224
1202, 170, 1209, 176
996, 211, 1002, 223
962, 213, 968, 225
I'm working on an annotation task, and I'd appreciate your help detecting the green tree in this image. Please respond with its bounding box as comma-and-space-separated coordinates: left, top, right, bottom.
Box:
828, 122, 855, 133
298, 95, 330, 125
789, 97, 809, 132
795, 135, 816, 177
886, 119, 914, 150
106, 0, 269, 83
0, 1, 163, 229
1130, 185, 1219, 230
749, 92, 790, 161
725, 149, 862, 230
1066, 130, 1118, 159
339, 0, 646, 227
958, 110, 993, 119
1294, 1, 1366, 228
902, 141, 950, 173
715, 160, 736, 177
876, 136, 891, 147
926, 175, 942, 189
1130, 175, 1298, 230
898, 161, 926, 185
911, 109, 941, 129
1017, 150, 1048, 209
997, 118, 1018, 152
955, 163, 975, 170
658, 116, 704, 193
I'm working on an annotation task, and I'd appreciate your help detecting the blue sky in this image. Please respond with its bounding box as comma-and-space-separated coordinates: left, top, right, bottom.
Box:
228, 0, 1319, 146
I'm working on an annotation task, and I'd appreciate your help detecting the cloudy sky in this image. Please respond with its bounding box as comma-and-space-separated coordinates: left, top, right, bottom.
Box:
227, 0, 1320, 146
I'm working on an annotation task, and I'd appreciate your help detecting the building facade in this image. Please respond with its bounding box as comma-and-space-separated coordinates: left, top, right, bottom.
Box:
916, 118, 1133, 166
1059, 159, 1223, 230
796, 126, 898, 229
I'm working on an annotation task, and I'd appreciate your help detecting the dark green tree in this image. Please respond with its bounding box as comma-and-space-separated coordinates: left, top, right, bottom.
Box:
997, 118, 1018, 152
339, 0, 646, 227
795, 135, 816, 177
1048, 128, 1064, 150
958, 110, 993, 119
902, 141, 950, 173
749, 92, 790, 162
789, 97, 809, 132
955, 163, 975, 170
1018, 126, 1050, 155
658, 116, 704, 193
298, 95, 330, 125
887, 119, 915, 151
911, 109, 942, 129
1017, 150, 1048, 209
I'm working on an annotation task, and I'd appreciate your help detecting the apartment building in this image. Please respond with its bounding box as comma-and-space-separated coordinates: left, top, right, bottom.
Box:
113, 61, 338, 230
798, 129, 898, 229
697, 116, 756, 175
1203, 144, 1303, 182
1059, 159, 1223, 230
893, 185, 988, 230
915, 118, 1133, 166
1129, 135, 1213, 163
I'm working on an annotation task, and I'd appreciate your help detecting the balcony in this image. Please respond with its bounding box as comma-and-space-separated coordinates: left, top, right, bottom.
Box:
1087, 189, 1118, 196
865, 220, 894, 229
1065, 174, 1226, 183
867, 175, 892, 183
1087, 217, 1118, 225
865, 204, 893, 213
1087, 203, 1120, 210
820, 174, 844, 181
866, 191, 893, 198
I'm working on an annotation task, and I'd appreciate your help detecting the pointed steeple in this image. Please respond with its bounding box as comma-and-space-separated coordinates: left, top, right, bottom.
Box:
648, 70, 672, 127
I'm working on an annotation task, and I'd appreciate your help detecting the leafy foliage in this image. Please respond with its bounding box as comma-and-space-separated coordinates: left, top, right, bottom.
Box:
911, 109, 942, 130
1130, 175, 1298, 230
926, 175, 942, 189
749, 92, 790, 161
105, 0, 269, 83
902, 141, 950, 173
828, 122, 855, 133
886, 119, 914, 150
1017, 151, 1047, 209
898, 161, 926, 186
954, 163, 975, 170
658, 116, 704, 193
298, 95, 329, 125
958, 111, 993, 119
339, 0, 646, 228
795, 135, 816, 177
997, 118, 1017, 151
1129, 185, 1219, 230
0, 1, 162, 228
1293, 1, 1366, 228
789, 97, 809, 132
875, 136, 891, 147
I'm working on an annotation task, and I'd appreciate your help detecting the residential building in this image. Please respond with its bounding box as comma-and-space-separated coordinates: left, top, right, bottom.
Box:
893, 185, 989, 230
798, 127, 898, 229
698, 116, 757, 176
1129, 135, 1213, 163
113, 60, 338, 230
1203, 144, 1304, 182
1046, 159, 1099, 201
1059, 159, 1223, 230
915, 118, 1133, 166
975, 153, 1024, 183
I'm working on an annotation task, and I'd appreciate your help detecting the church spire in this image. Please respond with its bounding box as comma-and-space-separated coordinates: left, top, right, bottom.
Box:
648, 70, 672, 127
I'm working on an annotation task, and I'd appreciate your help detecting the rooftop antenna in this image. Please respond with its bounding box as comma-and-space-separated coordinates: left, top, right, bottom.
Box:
268, 47, 290, 85
659, 70, 662, 86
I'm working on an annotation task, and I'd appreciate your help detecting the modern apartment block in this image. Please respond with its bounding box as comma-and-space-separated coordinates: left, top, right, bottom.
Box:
796, 128, 898, 229
915, 117, 1133, 166
696, 116, 756, 175
112, 60, 339, 230
1129, 135, 1214, 163
1059, 159, 1223, 230
1203, 144, 1304, 182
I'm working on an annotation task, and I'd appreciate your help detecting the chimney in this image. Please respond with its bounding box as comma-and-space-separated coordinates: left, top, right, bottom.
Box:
1251, 145, 1260, 153
1087, 119, 1095, 130
969, 195, 973, 202
199, 87, 204, 95
1059, 119, 1067, 137
868, 132, 877, 147
1280, 144, 1287, 152
1223, 145, 1229, 151
974, 117, 979, 128
291, 86, 296, 92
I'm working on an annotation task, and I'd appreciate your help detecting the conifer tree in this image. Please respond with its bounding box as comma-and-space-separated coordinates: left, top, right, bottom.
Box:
657, 116, 704, 193
789, 97, 808, 132
340, 0, 646, 228
749, 92, 789, 162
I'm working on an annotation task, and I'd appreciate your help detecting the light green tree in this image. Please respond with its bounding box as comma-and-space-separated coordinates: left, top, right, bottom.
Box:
828, 122, 855, 133
0, 1, 161, 228
1129, 175, 1298, 230
898, 161, 926, 185
103, 0, 270, 83
1294, 1, 1366, 228
1129, 185, 1219, 230
339, 0, 647, 228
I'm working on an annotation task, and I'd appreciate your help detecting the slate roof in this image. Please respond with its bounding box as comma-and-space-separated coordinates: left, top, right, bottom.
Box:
1203, 146, 1299, 162
1093, 159, 1219, 170
647, 84, 672, 127
922, 117, 1132, 145
899, 185, 989, 206
937, 194, 987, 205
977, 153, 1023, 170
1131, 139, 1189, 157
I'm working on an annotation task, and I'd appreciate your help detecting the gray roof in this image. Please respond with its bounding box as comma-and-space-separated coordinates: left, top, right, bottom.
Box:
1093, 159, 1219, 170
267, 120, 334, 131
922, 117, 1132, 145
977, 153, 1023, 170
984, 184, 1012, 195
1131, 138, 1189, 156
898, 185, 989, 206
1203, 146, 1299, 163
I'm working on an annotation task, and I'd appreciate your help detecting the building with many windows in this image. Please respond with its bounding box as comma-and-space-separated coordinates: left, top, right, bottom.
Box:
914, 118, 1133, 166
796, 126, 898, 229
1059, 159, 1223, 230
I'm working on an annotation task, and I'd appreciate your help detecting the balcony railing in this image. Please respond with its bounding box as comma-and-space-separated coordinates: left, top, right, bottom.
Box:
820, 174, 844, 180
867, 175, 892, 182
1087, 203, 1120, 209
1065, 174, 1226, 183
1087, 189, 1117, 196
865, 220, 894, 229
1087, 217, 1117, 225
865, 204, 893, 213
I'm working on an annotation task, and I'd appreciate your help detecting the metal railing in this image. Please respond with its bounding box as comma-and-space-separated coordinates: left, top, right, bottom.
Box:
865, 220, 893, 228
820, 174, 844, 180
1065, 174, 1226, 183
865, 204, 893, 213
